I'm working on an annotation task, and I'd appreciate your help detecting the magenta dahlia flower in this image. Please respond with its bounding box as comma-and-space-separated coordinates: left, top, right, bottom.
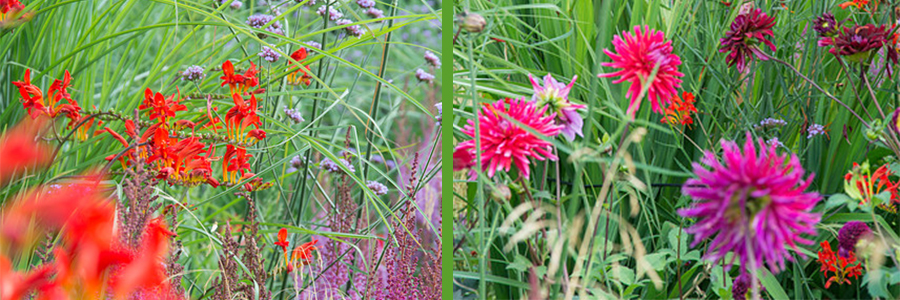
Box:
679, 132, 822, 274
453, 98, 562, 178
528, 73, 586, 141
719, 8, 777, 73
598, 25, 683, 117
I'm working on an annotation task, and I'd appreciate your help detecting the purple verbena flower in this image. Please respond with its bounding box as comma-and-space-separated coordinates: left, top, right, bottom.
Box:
424, 50, 440, 68
838, 221, 872, 258
258, 46, 281, 62
356, 0, 375, 8
415, 69, 434, 83
335, 19, 366, 37
366, 180, 389, 195
246, 14, 284, 37
319, 157, 355, 173
365, 7, 385, 20
181, 65, 206, 82
305, 40, 322, 50
286, 155, 304, 173
807, 124, 825, 139
529, 73, 586, 141
679, 132, 822, 274
283, 107, 305, 123
316, 5, 343, 21
756, 118, 787, 129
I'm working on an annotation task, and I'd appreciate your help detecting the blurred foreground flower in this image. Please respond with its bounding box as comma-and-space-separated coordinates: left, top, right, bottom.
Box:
599, 25, 683, 117
680, 133, 821, 274
0, 117, 51, 184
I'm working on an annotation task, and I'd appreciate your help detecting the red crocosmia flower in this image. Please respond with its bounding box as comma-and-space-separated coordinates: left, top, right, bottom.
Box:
287, 48, 313, 86
287, 239, 317, 272
220, 61, 260, 95
139, 88, 187, 123
844, 162, 899, 212
0, 117, 52, 184
225, 94, 261, 144
660, 91, 698, 127
817, 241, 863, 288
247, 129, 266, 143
223, 145, 252, 184
0, 0, 24, 21
0, 257, 55, 300
12, 69, 49, 118
12, 69, 81, 121
275, 228, 290, 252
839, 0, 870, 10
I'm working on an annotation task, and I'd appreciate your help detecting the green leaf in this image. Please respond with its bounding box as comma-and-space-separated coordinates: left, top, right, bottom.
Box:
505, 254, 531, 273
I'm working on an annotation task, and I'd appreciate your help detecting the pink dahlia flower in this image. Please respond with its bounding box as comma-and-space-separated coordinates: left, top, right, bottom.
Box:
719, 8, 777, 72
679, 132, 822, 274
453, 98, 562, 178
598, 25, 683, 117
528, 73, 586, 141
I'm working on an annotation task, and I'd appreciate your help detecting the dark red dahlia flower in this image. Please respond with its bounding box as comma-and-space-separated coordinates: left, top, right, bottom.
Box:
719, 8, 777, 72
829, 24, 890, 62
813, 13, 839, 38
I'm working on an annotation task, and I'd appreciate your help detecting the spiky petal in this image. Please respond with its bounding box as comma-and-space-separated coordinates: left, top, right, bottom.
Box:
679, 132, 822, 274
454, 98, 562, 178
598, 25, 684, 117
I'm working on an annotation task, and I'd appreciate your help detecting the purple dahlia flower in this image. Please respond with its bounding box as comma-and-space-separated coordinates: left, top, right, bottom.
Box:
679, 132, 822, 274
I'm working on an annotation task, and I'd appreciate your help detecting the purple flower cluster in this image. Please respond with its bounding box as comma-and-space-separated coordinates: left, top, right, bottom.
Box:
435, 103, 442, 123
366, 180, 389, 195
319, 157, 355, 173
305, 40, 322, 50
285, 155, 304, 173
807, 124, 825, 139
356, 0, 375, 8
220, 0, 242, 9
365, 7, 385, 20
316, 5, 343, 21
415, 69, 434, 83
424, 50, 440, 68
181, 65, 205, 82
258, 46, 280, 62
335, 19, 366, 38
283, 107, 305, 123
680, 133, 821, 274
756, 117, 787, 129
246, 14, 284, 37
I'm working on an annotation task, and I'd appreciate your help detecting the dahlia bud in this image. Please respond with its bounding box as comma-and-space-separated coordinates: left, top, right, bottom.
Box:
838, 221, 873, 258
457, 12, 486, 33
813, 13, 839, 37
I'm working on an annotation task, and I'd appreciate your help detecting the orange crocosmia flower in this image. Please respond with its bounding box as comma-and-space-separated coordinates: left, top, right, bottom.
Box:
817, 241, 863, 288
287, 48, 313, 86
292, 239, 317, 266
275, 228, 290, 252
12, 69, 81, 120
0, 256, 55, 300
286, 239, 317, 272
139, 88, 187, 123
225, 94, 261, 144
247, 129, 266, 142
0, 117, 51, 184
660, 91, 698, 127
839, 0, 869, 9
220, 61, 260, 95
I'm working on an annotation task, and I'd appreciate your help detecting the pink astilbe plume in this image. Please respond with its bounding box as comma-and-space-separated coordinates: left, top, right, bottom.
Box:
598, 25, 683, 117
679, 132, 822, 274
453, 98, 562, 178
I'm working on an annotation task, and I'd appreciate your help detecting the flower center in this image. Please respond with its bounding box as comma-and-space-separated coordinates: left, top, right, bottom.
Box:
725, 188, 772, 223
